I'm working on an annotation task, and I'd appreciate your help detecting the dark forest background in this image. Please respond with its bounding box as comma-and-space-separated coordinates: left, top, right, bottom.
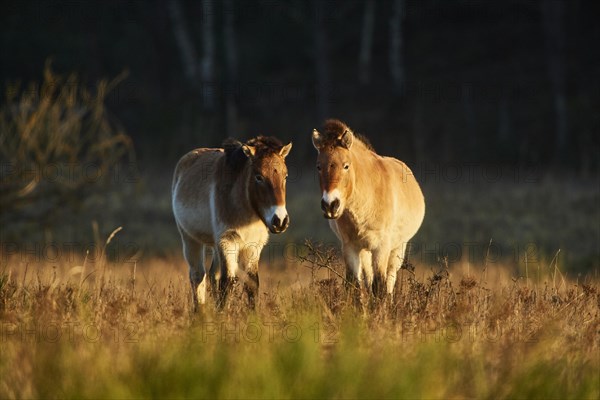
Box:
2, 0, 599, 170
1, 0, 599, 272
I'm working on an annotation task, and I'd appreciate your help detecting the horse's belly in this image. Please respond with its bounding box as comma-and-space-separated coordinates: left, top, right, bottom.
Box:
333, 217, 391, 250
173, 201, 215, 244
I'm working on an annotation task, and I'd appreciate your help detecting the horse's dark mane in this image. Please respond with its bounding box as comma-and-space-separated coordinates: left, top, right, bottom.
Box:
223, 136, 284, 171
223, 138, 247, 171
320, 119, 374, 151
246, 135, 284, 153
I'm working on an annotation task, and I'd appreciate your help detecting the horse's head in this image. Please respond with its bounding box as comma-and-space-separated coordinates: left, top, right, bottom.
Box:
312, 119, 356, 219
241, 136, 292, 233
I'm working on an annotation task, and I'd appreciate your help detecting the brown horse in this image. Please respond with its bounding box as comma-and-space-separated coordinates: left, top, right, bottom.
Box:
312, 119, 425, 298
172, 136, 292, 309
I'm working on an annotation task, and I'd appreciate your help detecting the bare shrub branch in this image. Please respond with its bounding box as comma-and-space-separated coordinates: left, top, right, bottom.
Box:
0, 61, 134, 228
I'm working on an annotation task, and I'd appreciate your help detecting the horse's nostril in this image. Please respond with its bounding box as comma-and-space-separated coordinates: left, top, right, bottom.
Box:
272, 214, 289, 231
331, 199, 340, 213
272, 215, 281, 228
321, 199, 328, 212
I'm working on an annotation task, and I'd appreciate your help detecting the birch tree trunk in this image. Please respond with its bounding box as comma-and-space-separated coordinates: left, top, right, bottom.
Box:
497, 92, 511, 146
314, 0, 331, 122
389, 0, 406, 95
167, 0, 198, 83
201, 0, 216, 109
541, 0, 567, 164
359, 0, 376, 85
462, 83, 477, 157
223, 0, 238, 137
412, 98, 426, 164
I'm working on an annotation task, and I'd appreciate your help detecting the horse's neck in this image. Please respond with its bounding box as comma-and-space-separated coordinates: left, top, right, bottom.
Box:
346, 144, 378, 218
221, 162, 254, 216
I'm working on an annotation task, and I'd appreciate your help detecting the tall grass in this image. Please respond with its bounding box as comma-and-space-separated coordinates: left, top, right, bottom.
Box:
0, 235, 598, 399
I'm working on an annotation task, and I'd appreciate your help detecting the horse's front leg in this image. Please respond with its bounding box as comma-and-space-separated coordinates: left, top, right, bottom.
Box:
342, 244, 363, 306
372, 246, 391, 300
240, 244, 262, 310
216, 232, 240, 309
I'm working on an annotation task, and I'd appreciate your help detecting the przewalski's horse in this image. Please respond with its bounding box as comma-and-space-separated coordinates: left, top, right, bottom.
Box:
172, 136, 292, 309
312, 119, 425, 299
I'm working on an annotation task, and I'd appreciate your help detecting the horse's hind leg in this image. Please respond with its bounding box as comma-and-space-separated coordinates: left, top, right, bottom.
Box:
205, 245, 221, 301
180, 234, 206, 312
387, 244, 408, 297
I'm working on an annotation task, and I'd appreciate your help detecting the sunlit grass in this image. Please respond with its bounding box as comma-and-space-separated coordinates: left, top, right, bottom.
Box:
1, 238, 598, 399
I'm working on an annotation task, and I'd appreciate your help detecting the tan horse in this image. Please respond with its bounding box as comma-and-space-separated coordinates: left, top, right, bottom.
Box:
172, 136, 292, 309
312, 119, 425, 298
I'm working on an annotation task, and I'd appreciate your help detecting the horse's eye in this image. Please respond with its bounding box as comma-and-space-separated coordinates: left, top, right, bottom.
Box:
343, 163, 350, 170
316, 165, 321, 171
255, 175, 264, 183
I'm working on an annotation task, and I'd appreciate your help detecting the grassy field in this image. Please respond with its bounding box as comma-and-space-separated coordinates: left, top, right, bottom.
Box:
2, 58, 598, 398
4, 169, 598, 269
1, 233, 598, 398
1, 170, 598, 398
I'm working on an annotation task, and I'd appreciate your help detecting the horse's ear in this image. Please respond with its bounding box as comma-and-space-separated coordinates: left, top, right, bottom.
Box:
340, 129, 353, 149
242, 144, 256, 158
312, 129, 322, 149
280, 142, 292, 158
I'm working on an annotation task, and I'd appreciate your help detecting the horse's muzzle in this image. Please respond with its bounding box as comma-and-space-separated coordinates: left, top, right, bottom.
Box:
321, 198, 340, 219
270, 214, 289, 234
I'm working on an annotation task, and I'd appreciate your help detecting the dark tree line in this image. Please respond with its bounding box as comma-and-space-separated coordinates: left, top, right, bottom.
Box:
1, 0, 598, 171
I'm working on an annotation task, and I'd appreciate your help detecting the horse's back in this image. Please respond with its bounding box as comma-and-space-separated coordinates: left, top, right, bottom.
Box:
173, 148, 223, 186
172, 148, 224, 244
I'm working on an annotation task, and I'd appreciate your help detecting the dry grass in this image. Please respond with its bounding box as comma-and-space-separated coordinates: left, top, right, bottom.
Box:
1, 233, 598, 399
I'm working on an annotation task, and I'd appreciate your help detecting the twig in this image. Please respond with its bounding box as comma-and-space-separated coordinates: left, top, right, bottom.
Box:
299, 240, 360, 291
77, 250, 89, 299
298, 254, 360, 291
480, 238, 493, 285
549, 249, 563, 290
130, 261, 137, 299
525, 248, 529, 288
